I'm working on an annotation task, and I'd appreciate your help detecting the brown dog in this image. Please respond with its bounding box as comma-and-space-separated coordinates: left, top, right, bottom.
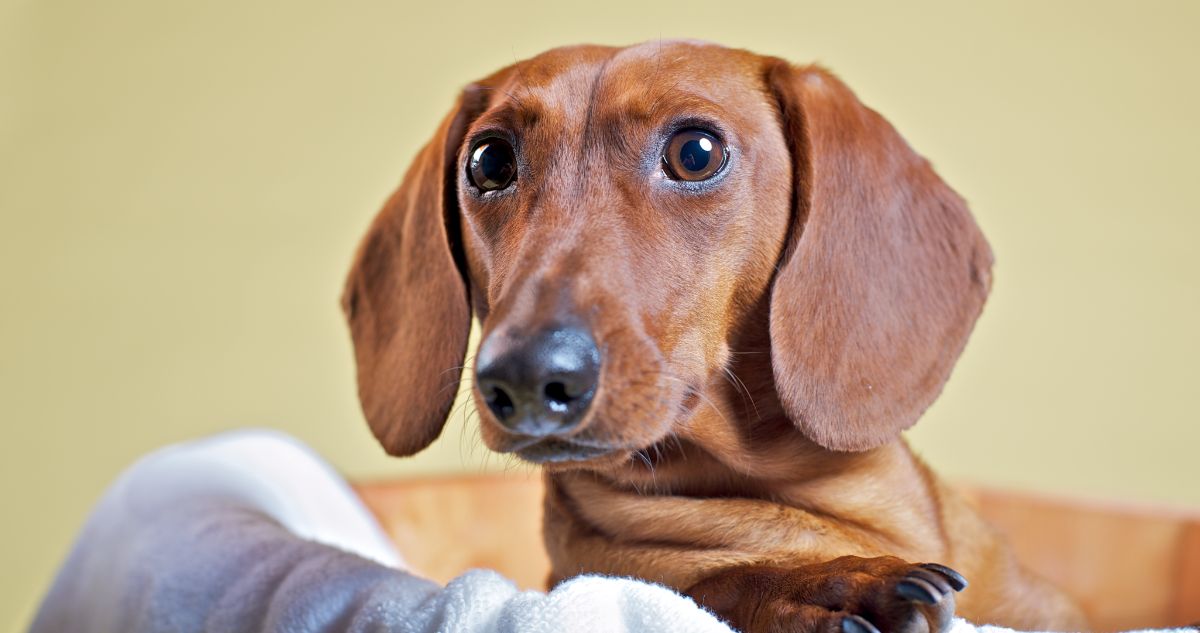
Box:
343, 41, 1088, 632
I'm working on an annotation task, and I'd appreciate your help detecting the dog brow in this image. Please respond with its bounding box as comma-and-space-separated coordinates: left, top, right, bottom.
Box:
471, 96, 545, 133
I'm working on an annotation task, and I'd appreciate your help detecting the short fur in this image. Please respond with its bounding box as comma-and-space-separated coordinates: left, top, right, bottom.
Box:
343, 41, 1088, 632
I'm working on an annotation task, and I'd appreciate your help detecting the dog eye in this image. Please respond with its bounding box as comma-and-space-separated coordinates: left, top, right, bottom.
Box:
662, 129, 726, 182
468, 138, 517, 191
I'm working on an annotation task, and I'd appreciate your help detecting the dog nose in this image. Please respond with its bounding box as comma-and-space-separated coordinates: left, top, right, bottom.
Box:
475, 325, 600, 437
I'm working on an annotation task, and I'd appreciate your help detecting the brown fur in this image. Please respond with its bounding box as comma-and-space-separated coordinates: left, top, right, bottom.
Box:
343, 41, 1088, 631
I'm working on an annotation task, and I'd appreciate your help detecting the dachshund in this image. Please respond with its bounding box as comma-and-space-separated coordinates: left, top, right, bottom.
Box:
342, 40, 1088, 633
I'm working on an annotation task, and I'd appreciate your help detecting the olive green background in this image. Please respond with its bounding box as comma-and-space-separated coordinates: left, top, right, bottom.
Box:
3, 0, 1198, 628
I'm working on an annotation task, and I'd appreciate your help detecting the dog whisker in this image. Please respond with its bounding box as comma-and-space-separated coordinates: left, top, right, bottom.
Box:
722, 366, 762, 422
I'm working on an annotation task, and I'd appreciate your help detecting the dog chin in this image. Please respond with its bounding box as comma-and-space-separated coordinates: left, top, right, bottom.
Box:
512, 438, 620, 465
484, 418, 670, 470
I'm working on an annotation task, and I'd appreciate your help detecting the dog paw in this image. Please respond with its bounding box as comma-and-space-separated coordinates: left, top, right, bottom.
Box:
687, 556, 966, 633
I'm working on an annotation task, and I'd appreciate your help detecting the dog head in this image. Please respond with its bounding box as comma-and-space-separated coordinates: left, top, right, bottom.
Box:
342, 41, 992, 468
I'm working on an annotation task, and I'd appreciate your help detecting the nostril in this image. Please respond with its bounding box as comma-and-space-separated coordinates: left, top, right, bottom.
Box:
543, 381, 574, 411
485, 384, 516, 421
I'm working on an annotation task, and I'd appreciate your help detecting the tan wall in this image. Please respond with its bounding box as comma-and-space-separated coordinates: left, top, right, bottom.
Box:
3, 0, 1197, 627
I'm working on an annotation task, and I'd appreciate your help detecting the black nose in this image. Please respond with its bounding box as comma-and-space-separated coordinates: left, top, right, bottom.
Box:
475, 325, 600, 437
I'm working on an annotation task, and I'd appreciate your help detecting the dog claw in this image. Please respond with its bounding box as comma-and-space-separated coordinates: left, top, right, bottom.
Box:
842, 615, 882, 633
920, 563, 968, 591
896, 577, 943, 604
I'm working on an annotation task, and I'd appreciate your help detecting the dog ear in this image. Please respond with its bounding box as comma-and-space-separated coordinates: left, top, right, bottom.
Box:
341, 89, 484, 456
764, 62, 994, 452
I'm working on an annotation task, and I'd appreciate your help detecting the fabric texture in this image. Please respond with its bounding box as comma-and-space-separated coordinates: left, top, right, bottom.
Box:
29, 430, 734, 632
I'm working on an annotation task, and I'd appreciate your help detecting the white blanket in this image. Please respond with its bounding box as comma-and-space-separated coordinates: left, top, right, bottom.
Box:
29, 430, 1191, 633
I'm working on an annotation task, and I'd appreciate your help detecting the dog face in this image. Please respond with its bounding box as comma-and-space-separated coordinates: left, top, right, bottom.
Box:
457, 44, 792, 464
343, 41, 993, 468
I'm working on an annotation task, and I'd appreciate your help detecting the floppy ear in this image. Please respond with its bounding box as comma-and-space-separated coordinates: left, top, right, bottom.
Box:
341, 94, 477, 456
765, 62, 994, 452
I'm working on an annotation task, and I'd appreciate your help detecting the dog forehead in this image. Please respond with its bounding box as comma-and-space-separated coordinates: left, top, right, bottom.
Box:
602, 42, 767, 115
494, 41, 768, 123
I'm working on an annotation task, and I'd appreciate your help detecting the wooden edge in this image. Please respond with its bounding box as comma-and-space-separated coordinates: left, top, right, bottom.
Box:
1172, 522, 1200, 625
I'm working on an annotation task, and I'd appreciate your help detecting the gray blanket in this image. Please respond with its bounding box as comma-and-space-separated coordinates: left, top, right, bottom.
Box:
28, 430, 737, 633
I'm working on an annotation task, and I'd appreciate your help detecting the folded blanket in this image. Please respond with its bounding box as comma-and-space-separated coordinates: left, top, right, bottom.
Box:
29, 430, 1192, 633
30, 430, 734, 632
